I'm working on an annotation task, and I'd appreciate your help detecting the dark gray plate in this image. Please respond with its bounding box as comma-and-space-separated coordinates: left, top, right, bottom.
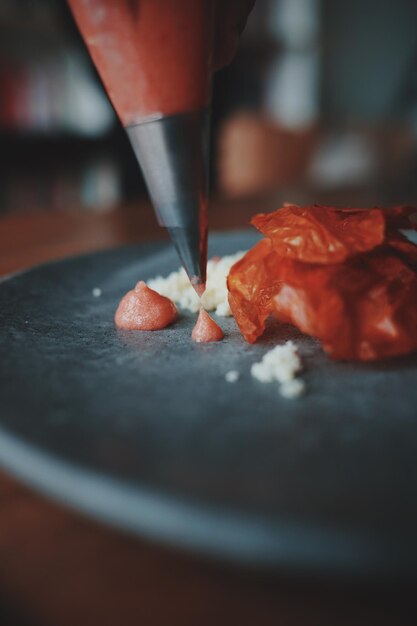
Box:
0, 231, 417, 578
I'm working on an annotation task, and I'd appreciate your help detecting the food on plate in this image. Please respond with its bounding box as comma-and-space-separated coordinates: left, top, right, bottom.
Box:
115, 281, 177, 330
225, 370, 240, 383
192, 308, 224, 343
253, 204, 385, 264
228, 204, 417, 361
227, 238, 281, 344
251, 341, 305, 399
148, 251, 245, 316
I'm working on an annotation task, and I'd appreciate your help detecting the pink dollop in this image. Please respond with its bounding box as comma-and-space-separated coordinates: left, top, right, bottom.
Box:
192, 309, 224, 343
115, 281, 177, 330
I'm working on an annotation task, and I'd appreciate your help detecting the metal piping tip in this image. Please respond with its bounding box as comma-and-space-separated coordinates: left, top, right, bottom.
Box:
167, 225, 207, 293
126, 109, 210, 293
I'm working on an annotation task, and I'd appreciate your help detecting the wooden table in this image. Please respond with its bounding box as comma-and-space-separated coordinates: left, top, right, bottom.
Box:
0, 202, 415, 626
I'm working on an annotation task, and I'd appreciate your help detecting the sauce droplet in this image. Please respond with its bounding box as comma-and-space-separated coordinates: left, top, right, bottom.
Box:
193, 281, 206, 298
192, 309, 224, 343
115, 281, 177, 330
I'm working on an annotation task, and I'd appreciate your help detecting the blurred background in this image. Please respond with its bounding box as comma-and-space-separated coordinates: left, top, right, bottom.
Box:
1, 0, 417, 215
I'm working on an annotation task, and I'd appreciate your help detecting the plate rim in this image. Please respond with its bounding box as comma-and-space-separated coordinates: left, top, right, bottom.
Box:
0, 420, 401, 577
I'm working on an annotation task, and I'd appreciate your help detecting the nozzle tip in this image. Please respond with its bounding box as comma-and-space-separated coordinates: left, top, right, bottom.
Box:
192, 278, 206, 297
167, 225, 207, 294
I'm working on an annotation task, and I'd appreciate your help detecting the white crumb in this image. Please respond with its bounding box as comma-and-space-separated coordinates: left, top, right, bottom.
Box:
147, 251, 245, 316
279, 378, 306, 399
251, 341, 305, 399
250, 341, 302, 383
92, 287, 102, 297
225, 370, 240, 383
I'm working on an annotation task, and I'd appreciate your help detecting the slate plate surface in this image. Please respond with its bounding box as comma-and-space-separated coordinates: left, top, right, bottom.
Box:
0, 231, 417, 577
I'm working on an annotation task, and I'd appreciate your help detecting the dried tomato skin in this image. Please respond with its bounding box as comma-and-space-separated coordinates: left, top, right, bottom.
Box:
227, 238, 280, 343
272, 260, 355, 359
384, 205, 417, 230
385, 231, 417, 271
228, 204, 417, 360
272, 251, 417, 361
356, 253, 417, 360
252, 204, 385, 264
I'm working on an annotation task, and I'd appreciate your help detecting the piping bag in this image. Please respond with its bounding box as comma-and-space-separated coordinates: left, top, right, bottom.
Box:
68, 0, 214, 294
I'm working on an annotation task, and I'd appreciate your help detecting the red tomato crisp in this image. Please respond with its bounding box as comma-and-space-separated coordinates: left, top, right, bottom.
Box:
227, 205, 417, 360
